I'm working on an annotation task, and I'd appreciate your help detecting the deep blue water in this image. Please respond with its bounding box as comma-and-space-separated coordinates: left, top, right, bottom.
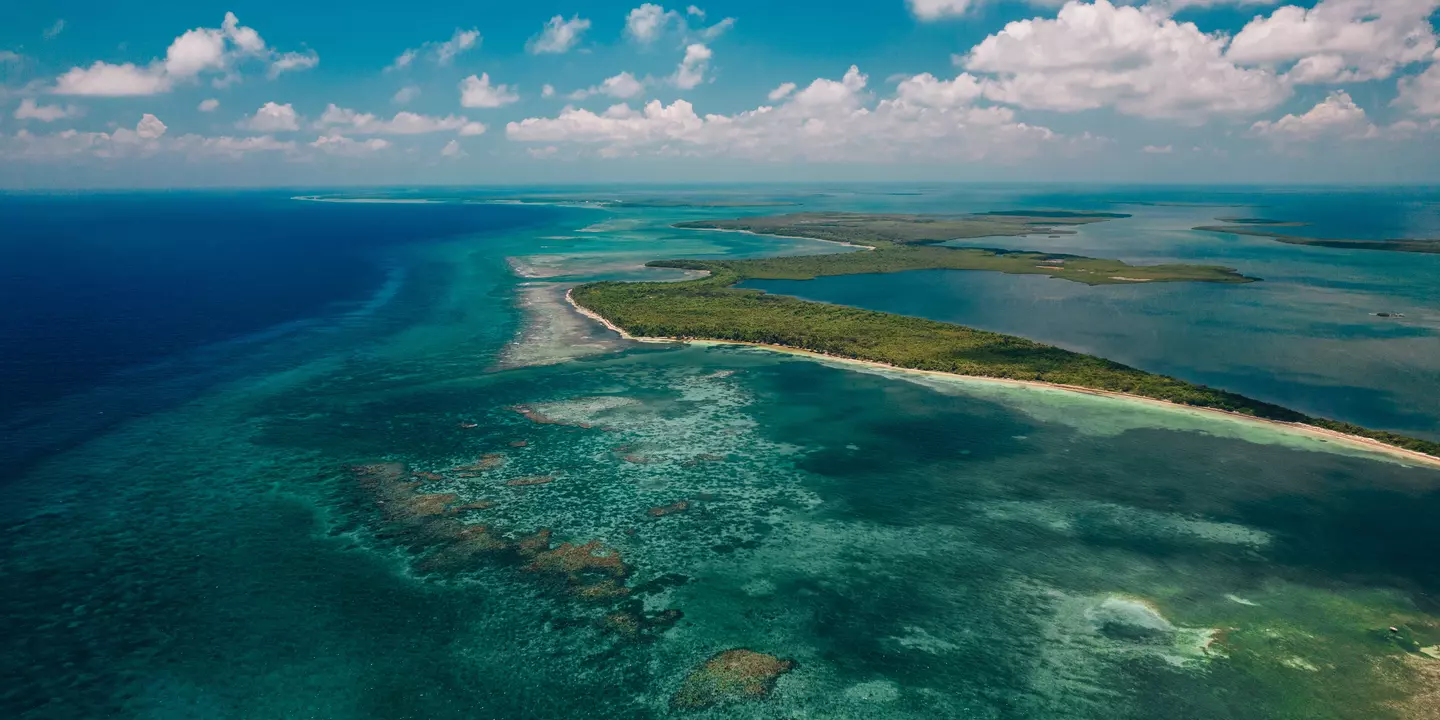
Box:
0, 193, 555, 420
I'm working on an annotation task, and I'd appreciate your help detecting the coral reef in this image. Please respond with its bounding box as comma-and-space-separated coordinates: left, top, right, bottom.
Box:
647, 500, 690, 517
505, 475, 555, 487
671, 649, 796, 709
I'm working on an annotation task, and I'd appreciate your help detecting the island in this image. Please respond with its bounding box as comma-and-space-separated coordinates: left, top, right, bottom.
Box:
676, 212, 1258, 286
568, 212, 1440, 462
1195, 220, 1440, 254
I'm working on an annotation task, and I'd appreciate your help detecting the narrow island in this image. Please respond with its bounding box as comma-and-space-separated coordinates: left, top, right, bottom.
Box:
676, 212, 1258, 285
568, 212, 1440, 462
1195, 219, 1440, 254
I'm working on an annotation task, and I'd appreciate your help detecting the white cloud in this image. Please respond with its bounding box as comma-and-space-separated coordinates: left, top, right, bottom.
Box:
506, 65, 1071, 164
459, 73, 520, 108
626, 4, 678, 44
767, 82, 797, 101
52, 62, 172, 96
179, 134, 295, 158
2, 117, 305, 162
894, 72, 983, 108
50, 13, 312, 96
435, 29, 481, 65
43, 20, 66, 40
542, 84, 557, 98
688, 5, 706, 17
198, 98, 220, 112
0, 51, 21, 63
317, 104, 484, 135
908, 0, 978, 19
1153, 0, 1279, 11
528, 15, 591, 54
136, 114, 168, 140
698, 17, 737, 41
2, 115, 168, 159
1227, 0, 1439, 84
673, 43, 712, 89
269, 51, 318, 78
391, 28, 480, 70
1143, 144, 1174, 153
459, 122, 487, 136
14, 98, 81, 122
964, 0, 1290, 120
1250, 90, 1377, 141
241, 102, 300, 132
390, 49, 417, 71
441, 139, 465, 157
310, 134, 391, 156
570, 72, 647, 100
392, 85, 421, 105
1396, 54, 1440, 115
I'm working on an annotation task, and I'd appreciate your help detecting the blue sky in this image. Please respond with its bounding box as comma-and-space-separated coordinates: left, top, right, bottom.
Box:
1, 0, 1439, 187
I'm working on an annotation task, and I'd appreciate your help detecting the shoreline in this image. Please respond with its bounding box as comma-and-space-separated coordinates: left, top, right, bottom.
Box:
565, 289, 1440, 469
676, 225, 877, 252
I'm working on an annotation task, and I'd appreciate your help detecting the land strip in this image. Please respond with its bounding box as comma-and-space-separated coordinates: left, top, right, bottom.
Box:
566, 212, 1439, 462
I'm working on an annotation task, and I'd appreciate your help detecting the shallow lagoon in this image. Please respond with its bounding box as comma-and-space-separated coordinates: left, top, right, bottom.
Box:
3, 186, 1439, 719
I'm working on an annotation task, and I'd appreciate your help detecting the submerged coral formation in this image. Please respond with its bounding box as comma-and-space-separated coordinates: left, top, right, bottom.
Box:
671, 649, 796, 710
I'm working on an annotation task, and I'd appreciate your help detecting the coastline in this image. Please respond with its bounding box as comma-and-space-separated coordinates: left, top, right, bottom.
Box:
676, 225, 877, 251
565, 289, 1440, 469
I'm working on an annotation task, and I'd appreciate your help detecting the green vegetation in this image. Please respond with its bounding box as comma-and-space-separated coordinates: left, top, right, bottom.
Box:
676, 211, 1121, 247
570, 212, 1440, 459
1196, 224, 1440, 254
678, 212, 1257, 285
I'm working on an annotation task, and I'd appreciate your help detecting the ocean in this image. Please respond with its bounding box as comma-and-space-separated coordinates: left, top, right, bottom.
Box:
2, 186, 1438, 719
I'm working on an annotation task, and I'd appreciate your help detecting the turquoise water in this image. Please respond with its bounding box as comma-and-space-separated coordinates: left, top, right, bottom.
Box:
3, 186, 1440, 719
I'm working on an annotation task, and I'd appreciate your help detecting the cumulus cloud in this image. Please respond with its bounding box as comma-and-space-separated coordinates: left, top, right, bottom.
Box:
767, 82, 797, 101
310, 134, 391, 156
179, 134, 295, 158
14, 98, 81, 122
1250, 90, 1377, 141
673, 43, 712, 89
1395, 54, 1440, 115
963, 0, 1290, 120
392, 86, 420, 105
241, 102, 300, 132
570, 72, 646, 101
317, 104, 485, 135
53, 62, 172, 96
441, 139, 465, 158
0, 50, 22, 63
908, 0, 979, 19
1153, 0, 1279, 11
1, 113, 309, 162
542, 84, 557, 98
390, 28, 480, 70
50, 13, 313, 96
1227, 0, 1438, 84
506, 64, 1071, 164
528, 15, 591, 54
137, 114, 167, 139
1143, 144, 1174, 153
688, 5, 706, 17
459, 73, 520, 108
198, 98, 220, 112
626, 4, 678, 44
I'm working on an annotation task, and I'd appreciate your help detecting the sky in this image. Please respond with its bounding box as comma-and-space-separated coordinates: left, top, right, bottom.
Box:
1, 0, 1439, 187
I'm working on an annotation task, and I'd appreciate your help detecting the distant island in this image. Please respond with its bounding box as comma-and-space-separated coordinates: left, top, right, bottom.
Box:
676, 212, 1258, 285
570, 212, 1440, 462
1195, 220, 1440, 254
